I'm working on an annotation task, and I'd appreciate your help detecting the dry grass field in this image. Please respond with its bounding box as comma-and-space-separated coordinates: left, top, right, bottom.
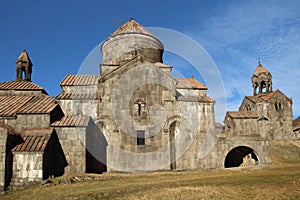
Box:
2, 140, 300, 200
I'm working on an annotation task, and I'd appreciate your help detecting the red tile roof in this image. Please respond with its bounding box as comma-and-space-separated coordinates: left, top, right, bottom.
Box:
245, 89, 292, 103
175, 77, 207, 90
253, 64, 270, 76
226, 111, 258, 119
12, 128, 53, 152
51, 115, 90, 127
177, 95, 215, 103
0, 81, 44, 91
17, 95, 58, 114
60, 74, 99, 86
0, 96, 33, 117
55, 93, 101, 100
109, 18, 153, 38
0, 95, 57, 116
264, 90, 279, 101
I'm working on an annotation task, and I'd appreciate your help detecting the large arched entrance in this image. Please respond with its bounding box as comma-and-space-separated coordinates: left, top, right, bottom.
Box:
224, 146, 259, 168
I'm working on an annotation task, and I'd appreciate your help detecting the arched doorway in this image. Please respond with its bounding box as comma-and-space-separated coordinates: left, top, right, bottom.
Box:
224, 146, 259, 168
169, 121, 179, 170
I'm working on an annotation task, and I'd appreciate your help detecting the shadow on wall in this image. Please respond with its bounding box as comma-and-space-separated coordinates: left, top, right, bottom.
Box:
43, 130, 68, 179
86, 119, 108, 173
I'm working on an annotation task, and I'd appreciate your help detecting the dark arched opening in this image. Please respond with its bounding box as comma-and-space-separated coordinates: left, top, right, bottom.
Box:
224, 146, 258, 168
169, 121, 179, 170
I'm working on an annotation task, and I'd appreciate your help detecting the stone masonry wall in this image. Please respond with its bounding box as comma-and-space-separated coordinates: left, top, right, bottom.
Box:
0, 129, 7, 190
12, 153, 43, 187
58, 99, 98, 119
15, 114, 50, 131
54, 127, 86, 174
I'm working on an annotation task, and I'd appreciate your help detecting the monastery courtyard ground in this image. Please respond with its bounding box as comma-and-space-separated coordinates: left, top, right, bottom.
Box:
2, 140, 300, 200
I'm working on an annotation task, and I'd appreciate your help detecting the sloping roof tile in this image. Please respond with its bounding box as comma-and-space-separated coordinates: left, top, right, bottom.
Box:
226, 111, 258, 119
55, 93, 101, 100
0, 96, 33, 117
109, 18, 153, 38
245, 89, 292, 103
60, 74, 99, 86
51, 115, 90, 127
17, 95, 58, 114
0, 81, 44, 91
264, 90, 278, 101
12, 128, 53, 152
175, 77, 207, 90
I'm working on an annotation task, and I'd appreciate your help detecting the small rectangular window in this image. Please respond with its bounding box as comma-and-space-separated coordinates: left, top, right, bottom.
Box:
137, 130, 145, 145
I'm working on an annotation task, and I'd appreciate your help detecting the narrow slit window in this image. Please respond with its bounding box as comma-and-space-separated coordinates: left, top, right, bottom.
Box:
137, 130, 145, 145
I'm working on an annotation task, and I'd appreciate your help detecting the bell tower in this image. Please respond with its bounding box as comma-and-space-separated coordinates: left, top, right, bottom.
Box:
251, 59, 272, 96
16, 50, 33, 81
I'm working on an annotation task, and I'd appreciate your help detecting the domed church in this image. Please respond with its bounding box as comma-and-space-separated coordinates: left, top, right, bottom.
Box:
0, 18, 295, 190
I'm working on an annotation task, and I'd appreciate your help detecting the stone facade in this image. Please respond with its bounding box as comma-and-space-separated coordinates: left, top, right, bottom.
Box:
0, 18, 296, 190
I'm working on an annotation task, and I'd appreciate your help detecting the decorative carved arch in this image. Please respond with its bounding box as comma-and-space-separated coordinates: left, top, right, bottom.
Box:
95, 116, 119, 134
163, 115, 181, 131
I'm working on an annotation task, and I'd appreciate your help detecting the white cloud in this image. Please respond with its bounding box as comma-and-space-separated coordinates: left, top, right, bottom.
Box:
184, 0, 300, 119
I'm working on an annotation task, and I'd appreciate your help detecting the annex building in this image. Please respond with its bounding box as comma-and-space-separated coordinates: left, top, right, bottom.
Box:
0, 18, 296, 190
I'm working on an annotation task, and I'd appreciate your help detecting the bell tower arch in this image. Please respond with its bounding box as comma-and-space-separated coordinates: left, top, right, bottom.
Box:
16, 50, 33, 82
251, 59, 272, 96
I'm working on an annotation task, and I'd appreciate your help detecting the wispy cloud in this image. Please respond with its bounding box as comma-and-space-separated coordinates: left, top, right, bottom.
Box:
185, 0, 300, 120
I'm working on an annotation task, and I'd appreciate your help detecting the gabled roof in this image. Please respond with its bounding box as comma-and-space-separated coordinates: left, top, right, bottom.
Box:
0, 96, 33, 117
17, 95, 58, 114
253, 63, 270, 76
60, 74, 99, 86
109, 18, 153, 38
55, 93, 101, 100
0, 95, 58, 116
245, 89, 292, 103
12, 128, 53, 152
0, 81, 45, 91
51, 115, 90, 127
226, 111, 258, 119
175, 77, 207, 90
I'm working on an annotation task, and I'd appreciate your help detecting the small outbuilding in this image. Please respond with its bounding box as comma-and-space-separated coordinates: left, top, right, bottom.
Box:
11, 128, 67, 187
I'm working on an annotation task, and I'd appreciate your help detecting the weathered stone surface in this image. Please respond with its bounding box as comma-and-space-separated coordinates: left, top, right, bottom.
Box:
0, 18, 297, 191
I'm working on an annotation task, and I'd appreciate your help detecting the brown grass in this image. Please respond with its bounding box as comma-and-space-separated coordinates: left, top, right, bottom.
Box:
2, 140, 300, 200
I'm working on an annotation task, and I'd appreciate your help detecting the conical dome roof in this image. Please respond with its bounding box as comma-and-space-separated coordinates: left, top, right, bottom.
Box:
109, 18, 154, 38
16, 50, 32, 66
101, 18, 164, 71
253, 62, 270, 76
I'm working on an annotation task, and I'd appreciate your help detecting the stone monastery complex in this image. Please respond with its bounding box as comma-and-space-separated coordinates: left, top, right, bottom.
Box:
0, 18, 297, 190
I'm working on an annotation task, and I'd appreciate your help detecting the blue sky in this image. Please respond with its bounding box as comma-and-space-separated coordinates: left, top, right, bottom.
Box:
1, 0, 299, 122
